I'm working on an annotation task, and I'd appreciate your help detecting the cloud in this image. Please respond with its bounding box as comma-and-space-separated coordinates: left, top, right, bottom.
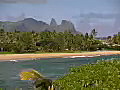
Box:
73, 12, 120, 36
73, 13, 120, 19
5, 13, 25, 22
0, 0, 47, 4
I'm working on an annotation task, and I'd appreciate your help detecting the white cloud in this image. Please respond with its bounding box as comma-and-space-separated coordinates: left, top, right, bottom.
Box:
73, 13, 120, 36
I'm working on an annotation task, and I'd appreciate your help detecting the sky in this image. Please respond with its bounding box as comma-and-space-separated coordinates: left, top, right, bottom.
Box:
0, 0, 120, 36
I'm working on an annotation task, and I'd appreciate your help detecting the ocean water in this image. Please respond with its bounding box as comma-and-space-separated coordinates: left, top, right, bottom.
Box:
0, 55, 120, 89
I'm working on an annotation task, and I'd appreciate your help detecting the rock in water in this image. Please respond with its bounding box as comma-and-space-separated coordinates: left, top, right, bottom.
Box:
20, 69, 53, 90
20, 69, 44, 81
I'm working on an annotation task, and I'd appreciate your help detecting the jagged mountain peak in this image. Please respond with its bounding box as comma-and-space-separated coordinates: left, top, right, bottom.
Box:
50, 18, 57, 26
0, 18, 76, 33
61, 20, 72, 25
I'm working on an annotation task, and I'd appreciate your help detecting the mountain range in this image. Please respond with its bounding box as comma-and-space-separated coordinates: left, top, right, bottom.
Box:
0, 18, 76, 33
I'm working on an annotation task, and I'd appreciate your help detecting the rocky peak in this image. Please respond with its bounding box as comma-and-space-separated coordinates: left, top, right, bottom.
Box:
60, 20, 76, 32
50, 18, 57, 26
19, 18, 38, 25
61, 20, 71, 25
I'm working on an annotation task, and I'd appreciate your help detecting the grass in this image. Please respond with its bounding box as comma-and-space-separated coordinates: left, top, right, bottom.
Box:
0, 52, 17, 54
0, 50, 118, 54
0, 50, 83, 54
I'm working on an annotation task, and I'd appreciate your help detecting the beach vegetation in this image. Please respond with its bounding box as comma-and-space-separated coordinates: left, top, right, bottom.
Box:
54, 59, 120, 89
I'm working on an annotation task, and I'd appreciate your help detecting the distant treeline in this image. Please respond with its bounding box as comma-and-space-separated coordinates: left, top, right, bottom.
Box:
105, 32, 120, 50
0, 29, 119, 53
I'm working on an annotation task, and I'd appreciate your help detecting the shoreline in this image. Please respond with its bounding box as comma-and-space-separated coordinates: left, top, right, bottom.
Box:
0, 51, 120, 61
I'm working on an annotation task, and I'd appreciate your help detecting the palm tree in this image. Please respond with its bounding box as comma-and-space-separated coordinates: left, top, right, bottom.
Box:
20, 69, 54, 90
90, 29, 97, 38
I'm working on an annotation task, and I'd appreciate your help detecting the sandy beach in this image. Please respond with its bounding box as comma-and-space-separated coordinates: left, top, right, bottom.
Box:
0, 51, 120, 61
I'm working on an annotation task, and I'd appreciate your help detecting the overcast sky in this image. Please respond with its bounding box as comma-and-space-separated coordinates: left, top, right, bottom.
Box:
0, 0, 120, 36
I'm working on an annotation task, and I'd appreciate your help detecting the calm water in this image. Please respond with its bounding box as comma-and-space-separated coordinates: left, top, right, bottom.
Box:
0, 55, 120, 89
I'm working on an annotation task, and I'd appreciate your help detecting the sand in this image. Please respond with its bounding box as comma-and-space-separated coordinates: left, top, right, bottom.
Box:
0, 51, 120, 61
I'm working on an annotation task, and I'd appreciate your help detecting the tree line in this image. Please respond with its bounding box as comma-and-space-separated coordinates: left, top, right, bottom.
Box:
107, 32, 120, 45
106, 32, 120, 50
1, 28, 119, 53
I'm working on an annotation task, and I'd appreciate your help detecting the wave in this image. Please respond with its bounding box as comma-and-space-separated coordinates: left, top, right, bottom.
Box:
9, 60, 18, 62
63, 55, 101, 58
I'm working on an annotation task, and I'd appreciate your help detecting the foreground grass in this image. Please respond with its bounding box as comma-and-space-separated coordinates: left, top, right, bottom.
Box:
54, 59, 120, 89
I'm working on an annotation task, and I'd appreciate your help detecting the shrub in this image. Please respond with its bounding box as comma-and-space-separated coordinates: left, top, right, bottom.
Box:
54, 59, 120, 89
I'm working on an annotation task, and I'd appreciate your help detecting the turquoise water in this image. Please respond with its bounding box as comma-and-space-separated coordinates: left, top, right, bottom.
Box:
0, 55, 120, 89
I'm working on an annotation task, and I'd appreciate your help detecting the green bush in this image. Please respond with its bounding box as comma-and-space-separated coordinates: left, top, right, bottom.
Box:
54, 59, 120, 89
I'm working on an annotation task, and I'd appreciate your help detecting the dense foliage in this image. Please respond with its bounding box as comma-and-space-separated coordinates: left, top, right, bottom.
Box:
106, 32, 120, 50
0, 29, 102, 53
112, 32, 120, 44
54, 59, 120, 89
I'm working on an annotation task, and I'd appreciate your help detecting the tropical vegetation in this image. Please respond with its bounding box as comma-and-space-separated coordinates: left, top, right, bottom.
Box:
0, 28, 120, 53
0, 29, 104, 53
54, 59, 120, 89
105, 32, 120, 50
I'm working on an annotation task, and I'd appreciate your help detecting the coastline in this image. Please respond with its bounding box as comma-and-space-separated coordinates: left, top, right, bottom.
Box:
0, 51, 120, 61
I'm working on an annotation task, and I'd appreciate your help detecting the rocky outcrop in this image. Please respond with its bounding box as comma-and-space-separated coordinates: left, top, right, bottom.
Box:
50, 18, 57, 26
57, 20, 76, 32
0, 18, 76, 33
